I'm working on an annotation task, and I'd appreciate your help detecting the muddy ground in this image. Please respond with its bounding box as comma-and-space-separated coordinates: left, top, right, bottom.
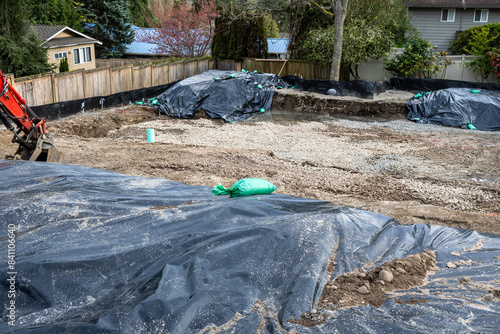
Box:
1, 89, 499, 235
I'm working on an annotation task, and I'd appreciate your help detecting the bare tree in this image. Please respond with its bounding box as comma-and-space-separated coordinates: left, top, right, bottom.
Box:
329, 0, 348, 81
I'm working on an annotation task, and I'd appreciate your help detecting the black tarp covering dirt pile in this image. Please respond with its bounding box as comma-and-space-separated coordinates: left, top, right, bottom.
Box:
390, 77, 500, 92
406, 88, 500, 131
1, 161, 499, 333
153, 70, 287, 122
282, 76, 390, 99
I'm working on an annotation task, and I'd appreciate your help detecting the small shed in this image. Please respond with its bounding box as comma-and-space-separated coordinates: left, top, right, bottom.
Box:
267, 38, 290, 59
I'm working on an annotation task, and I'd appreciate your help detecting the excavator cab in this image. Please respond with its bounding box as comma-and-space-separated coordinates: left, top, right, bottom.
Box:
0, 71, 63, 163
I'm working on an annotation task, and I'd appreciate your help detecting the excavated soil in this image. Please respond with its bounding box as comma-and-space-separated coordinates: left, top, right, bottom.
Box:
290, 250, 438, 327
1, 89, 498, 235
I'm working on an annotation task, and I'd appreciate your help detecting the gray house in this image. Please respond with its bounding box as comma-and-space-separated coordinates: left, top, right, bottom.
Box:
405, 0, 500, 52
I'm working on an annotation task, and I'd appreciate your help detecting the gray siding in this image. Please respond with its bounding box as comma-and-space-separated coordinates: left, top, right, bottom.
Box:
409, 8, 500, 52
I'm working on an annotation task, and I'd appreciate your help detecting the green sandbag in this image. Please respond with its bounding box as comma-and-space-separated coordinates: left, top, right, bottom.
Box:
211, 178, 277, 198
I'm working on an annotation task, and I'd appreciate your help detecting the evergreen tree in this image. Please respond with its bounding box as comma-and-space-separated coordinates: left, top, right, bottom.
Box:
212, 6, 268, 61
78, 0, 135, 58
0, 0, 54, 76
126, 0, 153, 27
59, 57, 69, 72
28, 0, 81, 31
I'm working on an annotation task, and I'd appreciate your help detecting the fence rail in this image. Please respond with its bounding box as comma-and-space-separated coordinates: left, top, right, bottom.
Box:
5, 55, 497, 108
8, 58, 216, 107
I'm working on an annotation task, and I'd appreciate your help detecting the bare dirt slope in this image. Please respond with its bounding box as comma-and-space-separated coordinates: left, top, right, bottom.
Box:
1, 90, 499, 235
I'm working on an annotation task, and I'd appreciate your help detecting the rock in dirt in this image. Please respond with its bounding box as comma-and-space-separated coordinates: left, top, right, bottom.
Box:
290, 250, 438, 327
379, 269, 394, 283
447, 262, 457, 269
358, 286, 370, 294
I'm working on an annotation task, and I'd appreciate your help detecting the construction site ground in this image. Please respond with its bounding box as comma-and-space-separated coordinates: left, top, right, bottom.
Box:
1, 89, 499, 235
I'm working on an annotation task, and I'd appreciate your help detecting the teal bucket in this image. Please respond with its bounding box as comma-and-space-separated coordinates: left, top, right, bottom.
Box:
147, 129, 155, 143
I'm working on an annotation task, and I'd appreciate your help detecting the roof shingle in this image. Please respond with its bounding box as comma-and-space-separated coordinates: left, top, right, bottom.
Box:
31, 25, 100, 47
405, 0, 500, 8
31, 25, 66, 41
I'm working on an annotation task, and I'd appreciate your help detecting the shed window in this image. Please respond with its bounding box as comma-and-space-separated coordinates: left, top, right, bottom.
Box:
474, 9, 489, 22
54, 52, 67, 60
441, 8, 455, 22
73, 47, 92, 65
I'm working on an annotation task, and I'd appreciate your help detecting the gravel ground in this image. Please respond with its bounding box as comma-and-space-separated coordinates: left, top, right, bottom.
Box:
1, 90, 499, 235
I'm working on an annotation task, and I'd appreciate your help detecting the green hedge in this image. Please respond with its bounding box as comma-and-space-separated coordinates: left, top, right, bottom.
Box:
449, 23, 500, 54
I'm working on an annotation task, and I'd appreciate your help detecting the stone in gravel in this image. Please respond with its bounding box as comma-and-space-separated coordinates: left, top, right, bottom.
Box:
460, 276, 471, 284
447, 262, 457, 269
379, 269, 394, 282
451, 251, 460, 256
396, 267, 407, 274
358, 286, 370, 294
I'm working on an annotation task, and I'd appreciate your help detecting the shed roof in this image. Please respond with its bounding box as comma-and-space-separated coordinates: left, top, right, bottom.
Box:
267, 38, 289, 54
405, 0, 500, 8
31, 25, 101, 47
126, 26, 169, 56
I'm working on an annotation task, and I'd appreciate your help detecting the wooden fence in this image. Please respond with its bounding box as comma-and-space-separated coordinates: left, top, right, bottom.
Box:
213, 58, 331, 79
8, 58, 215, 107
6, 55, 497, 107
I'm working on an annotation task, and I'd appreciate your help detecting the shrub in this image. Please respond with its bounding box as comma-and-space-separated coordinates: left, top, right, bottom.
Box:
485, 50, 500, 81
462, 27, 498, 81
59, 57, 69, 72
449, 23, 500, 54
384, 35, 440, 78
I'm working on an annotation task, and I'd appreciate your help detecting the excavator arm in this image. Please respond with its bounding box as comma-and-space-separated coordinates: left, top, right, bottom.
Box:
0, 71, 63, 163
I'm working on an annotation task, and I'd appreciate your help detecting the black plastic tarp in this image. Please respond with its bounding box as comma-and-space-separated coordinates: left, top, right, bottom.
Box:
153, 70, 287, 122
406, 88, 500, 131
1, 161, 499, 333
282, 76, 390, 99
31, 82, 177, 121
390, 77, 500, 93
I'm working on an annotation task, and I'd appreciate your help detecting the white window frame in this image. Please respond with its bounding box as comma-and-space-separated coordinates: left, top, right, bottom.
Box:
441, 8, 456, 22
73, 47, 92, 65
54, 52, 67, 60
474, 9, 489, 23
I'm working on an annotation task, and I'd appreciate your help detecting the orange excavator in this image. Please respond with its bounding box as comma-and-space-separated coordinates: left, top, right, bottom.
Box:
0, 71, 63, 163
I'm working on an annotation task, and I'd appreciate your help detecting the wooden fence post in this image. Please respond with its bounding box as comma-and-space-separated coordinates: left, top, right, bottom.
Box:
82, 70, 87, 98
108, 66, 113, 95
150, 63, 154, 87
7, 74, 15, 90
50, 72, 57, 103
131, 65, 135, 90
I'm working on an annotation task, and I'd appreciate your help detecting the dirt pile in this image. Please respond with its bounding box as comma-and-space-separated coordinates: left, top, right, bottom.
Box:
272, 89, 411, 118
290, 250, 438, 327
49, 106, 159, 138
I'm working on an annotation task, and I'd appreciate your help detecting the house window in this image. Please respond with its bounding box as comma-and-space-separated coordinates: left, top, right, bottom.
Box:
474, 9, 489, 22
73, 47, 92, 65
441, 8, 456, 22
54, 52, 67, 60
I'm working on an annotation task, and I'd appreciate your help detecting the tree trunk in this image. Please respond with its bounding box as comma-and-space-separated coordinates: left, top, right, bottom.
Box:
329, 0, 348, 81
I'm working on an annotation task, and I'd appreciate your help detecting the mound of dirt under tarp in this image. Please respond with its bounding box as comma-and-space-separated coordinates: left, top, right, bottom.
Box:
406, 88, 500, 131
